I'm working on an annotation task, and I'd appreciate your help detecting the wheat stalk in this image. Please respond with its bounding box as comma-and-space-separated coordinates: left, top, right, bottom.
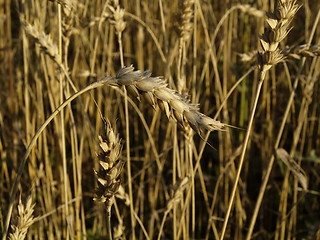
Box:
8, 195, 36, 240
109, 65, 225, 137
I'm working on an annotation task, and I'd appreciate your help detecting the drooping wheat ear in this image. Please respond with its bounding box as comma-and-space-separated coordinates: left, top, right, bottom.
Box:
258, 0, 300, 81
93, 119, 125, 212
178, 0, 194, 42
109, 66, 225, 137
24, 22, 62, 66
9, 195, 36, 240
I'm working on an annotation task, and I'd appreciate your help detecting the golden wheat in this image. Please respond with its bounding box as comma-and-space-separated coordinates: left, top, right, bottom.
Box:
8, 195, 36, 240
108, 65, 225, 136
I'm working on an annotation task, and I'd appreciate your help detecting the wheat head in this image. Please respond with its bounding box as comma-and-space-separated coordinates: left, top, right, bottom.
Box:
109, 65, 225, 137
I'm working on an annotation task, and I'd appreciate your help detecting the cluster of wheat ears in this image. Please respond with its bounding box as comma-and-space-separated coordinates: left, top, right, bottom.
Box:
1, 0, 320, 239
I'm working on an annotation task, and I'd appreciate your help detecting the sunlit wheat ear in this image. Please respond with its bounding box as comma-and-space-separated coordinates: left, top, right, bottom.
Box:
93, 119, 125, 213
9, 195, 36, 240
109, 66, 225, 137
258, 0, 300, 80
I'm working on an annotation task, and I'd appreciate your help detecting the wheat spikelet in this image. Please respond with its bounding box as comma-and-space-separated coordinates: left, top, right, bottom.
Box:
108, 2, 126, 35
258, 0, 300, 80
109, 65, 225, 137
9, 195, 36, 240
93, 119, 124, 213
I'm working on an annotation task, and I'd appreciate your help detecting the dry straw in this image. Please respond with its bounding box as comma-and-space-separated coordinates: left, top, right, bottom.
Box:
109, 65, 225, 137
9, 195, 36, 240
3, 65, 223, 239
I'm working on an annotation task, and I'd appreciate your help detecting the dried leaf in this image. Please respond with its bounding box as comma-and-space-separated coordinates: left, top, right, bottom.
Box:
276, 148, 308, 190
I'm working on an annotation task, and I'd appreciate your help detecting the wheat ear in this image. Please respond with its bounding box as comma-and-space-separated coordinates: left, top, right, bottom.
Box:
178, 0, 194, 42
94, 118, 124, 240
110, 65, 224, 137
8, 195, 36, 240
258, 0, 300, 80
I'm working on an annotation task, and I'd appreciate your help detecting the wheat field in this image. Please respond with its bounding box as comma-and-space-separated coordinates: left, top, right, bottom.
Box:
1, 0, 320, 239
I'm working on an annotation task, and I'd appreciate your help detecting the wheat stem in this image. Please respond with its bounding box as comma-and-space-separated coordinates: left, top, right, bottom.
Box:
219, 77, 263, 240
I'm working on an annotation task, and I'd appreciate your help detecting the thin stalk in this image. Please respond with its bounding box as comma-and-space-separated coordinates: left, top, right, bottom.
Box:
157, 211, 169, 240
219, 77, 264, 240
124, 85, 136, 239
117, 30, 136, 238
106, 207, 112, 240
58, 5, 69, 239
